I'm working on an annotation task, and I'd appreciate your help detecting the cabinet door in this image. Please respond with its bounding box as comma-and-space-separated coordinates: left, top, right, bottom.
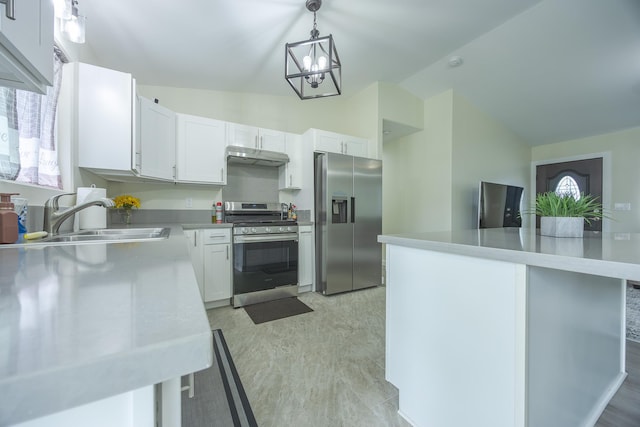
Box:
0, 0, 53, 94
203, 243, 232, 302
279, 133, 302, 190
226, 123, 259, 148
258, 128, 286, 153
77, 63, 134, 171
344, 137, 368, 158
298, 226, 314, 291
137, 96, 176, 181
176, 113, 226, 184
313, 130, 343, 154
184, 229, 204, 300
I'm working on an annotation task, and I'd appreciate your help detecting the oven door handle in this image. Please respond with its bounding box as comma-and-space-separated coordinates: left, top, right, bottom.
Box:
234, 234, 299, 243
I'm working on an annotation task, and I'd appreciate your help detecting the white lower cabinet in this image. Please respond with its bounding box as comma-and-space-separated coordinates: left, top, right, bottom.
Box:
185, 228, 232, 306
298, 225, 314, 292
185, 228, 232, 305
203, 241, 232, 303
185, 230, 204, 299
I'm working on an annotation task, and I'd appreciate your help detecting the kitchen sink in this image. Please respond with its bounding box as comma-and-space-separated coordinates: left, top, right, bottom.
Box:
6, 227, 171, 248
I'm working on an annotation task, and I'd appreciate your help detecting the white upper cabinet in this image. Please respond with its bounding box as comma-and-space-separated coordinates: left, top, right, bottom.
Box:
309, 129, 369, 158
136, 96, 176, 181
0, 0, 54, 94
279, 133, 302, 190
77, 62, 135, 174
226, 122, 286, 153
176, 113, 227, 185
76, 63, 176, 182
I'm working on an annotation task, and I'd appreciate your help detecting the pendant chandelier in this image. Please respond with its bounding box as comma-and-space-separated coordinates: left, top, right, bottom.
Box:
285, 0, 342, 100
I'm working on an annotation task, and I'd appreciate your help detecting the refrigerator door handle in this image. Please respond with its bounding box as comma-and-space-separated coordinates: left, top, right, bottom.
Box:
351, 197, 356, 223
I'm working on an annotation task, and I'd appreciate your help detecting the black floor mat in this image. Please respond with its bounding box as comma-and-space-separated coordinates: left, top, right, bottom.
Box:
243, 297, 313, 324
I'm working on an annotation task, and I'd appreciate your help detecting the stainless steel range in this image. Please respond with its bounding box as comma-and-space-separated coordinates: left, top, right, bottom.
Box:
224, 201, 298, 308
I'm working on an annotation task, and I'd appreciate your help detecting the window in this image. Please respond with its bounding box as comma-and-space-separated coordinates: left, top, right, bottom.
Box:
554, 175, 581, 200
0, 54, 64, 189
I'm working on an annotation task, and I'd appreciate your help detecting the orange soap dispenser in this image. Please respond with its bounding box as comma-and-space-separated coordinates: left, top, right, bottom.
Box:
0, 193, 19, 244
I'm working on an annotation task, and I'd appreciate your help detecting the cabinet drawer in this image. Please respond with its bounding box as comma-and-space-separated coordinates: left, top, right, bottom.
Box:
203, 229, 231, 244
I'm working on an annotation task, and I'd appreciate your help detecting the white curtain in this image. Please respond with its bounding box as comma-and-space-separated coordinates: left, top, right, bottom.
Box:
0, 87, 19, 180
0, 54, 63, 189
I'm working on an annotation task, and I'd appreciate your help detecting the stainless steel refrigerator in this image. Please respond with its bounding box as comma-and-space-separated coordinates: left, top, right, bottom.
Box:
314, 152, 382, 295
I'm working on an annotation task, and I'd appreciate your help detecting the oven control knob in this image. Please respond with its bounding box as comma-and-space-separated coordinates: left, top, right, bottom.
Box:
241, 228, 249, 234
265, 227, 271, 233
288, 226, 293, 232
251, 227, 257, 233
279, 226, 285, 232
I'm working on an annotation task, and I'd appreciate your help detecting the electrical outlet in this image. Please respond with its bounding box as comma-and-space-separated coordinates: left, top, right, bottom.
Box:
185, 198, 193, 208
614, 202, 631, 211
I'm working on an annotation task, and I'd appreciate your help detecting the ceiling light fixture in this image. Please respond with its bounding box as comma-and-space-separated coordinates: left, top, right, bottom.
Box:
285, 0, 341, 100
61, 0, 86, 44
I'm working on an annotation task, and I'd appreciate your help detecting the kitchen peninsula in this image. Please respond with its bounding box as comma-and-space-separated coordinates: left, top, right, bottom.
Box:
0, 225, 212, 426
379, 228, 638, 427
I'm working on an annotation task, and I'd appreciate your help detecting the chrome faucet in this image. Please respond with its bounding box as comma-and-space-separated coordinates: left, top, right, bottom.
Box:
43, 193, 115, 235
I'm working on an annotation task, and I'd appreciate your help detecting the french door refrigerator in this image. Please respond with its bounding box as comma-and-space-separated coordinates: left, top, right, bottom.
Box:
314, 152, 382, 295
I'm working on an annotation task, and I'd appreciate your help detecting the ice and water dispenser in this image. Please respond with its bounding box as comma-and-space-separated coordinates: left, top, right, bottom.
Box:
331, 197, 355, 224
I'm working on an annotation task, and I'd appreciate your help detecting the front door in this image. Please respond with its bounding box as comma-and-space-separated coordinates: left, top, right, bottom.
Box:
535, 157, 603, 231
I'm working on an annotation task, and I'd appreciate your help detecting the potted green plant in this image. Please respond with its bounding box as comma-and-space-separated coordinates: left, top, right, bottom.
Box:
527, 192, 606, 238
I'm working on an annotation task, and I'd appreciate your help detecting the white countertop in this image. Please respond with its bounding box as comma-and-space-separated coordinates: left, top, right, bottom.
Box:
0, 225, 212, 425
378, 227, 640, 281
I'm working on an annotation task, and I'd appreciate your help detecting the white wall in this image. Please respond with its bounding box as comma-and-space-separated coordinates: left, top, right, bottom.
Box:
382, 89, 532, 235
383, 90, 453, 234
451, 92, 531, 230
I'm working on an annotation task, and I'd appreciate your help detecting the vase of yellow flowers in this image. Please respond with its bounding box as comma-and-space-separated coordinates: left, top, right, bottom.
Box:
113, 194, 141, 225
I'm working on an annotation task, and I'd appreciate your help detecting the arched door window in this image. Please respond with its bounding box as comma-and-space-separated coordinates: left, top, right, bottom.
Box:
554, 175, 581, 200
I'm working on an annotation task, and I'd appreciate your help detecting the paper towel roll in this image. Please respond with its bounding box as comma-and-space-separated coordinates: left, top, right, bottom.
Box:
74, 186, 107, 231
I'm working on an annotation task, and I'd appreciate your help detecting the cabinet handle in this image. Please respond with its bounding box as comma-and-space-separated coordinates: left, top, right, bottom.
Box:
344, 142, 348, 154
220, 168, 224, 182
340, 141, 344, 153
0, 0, 15, 20
226, 246, 229, 260
260, 136, 263, 149
255, 135, 259, 149
194, 231, 197, 247
289, 174, 292, 186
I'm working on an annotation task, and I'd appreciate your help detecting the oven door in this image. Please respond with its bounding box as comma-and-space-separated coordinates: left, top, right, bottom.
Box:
232, 233, 298, 296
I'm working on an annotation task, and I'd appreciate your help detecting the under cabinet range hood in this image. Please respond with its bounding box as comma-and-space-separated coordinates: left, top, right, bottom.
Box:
226, 145, 289, 167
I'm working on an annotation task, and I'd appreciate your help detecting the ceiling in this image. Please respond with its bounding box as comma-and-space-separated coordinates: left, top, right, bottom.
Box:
80, 0, 640, 146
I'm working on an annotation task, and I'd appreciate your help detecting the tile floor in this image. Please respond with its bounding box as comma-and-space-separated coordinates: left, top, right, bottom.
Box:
207, 286, 411, 427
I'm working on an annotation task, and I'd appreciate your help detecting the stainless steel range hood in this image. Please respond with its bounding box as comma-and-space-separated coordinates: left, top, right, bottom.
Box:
226, 145, 289, 167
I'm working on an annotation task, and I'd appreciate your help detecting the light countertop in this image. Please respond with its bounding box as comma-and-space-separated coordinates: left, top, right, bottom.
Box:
0, 224, 212, 425
378, 227, 640, 280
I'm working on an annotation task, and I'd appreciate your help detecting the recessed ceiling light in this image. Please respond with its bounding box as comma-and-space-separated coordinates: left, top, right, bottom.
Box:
448, 56, 463, 68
